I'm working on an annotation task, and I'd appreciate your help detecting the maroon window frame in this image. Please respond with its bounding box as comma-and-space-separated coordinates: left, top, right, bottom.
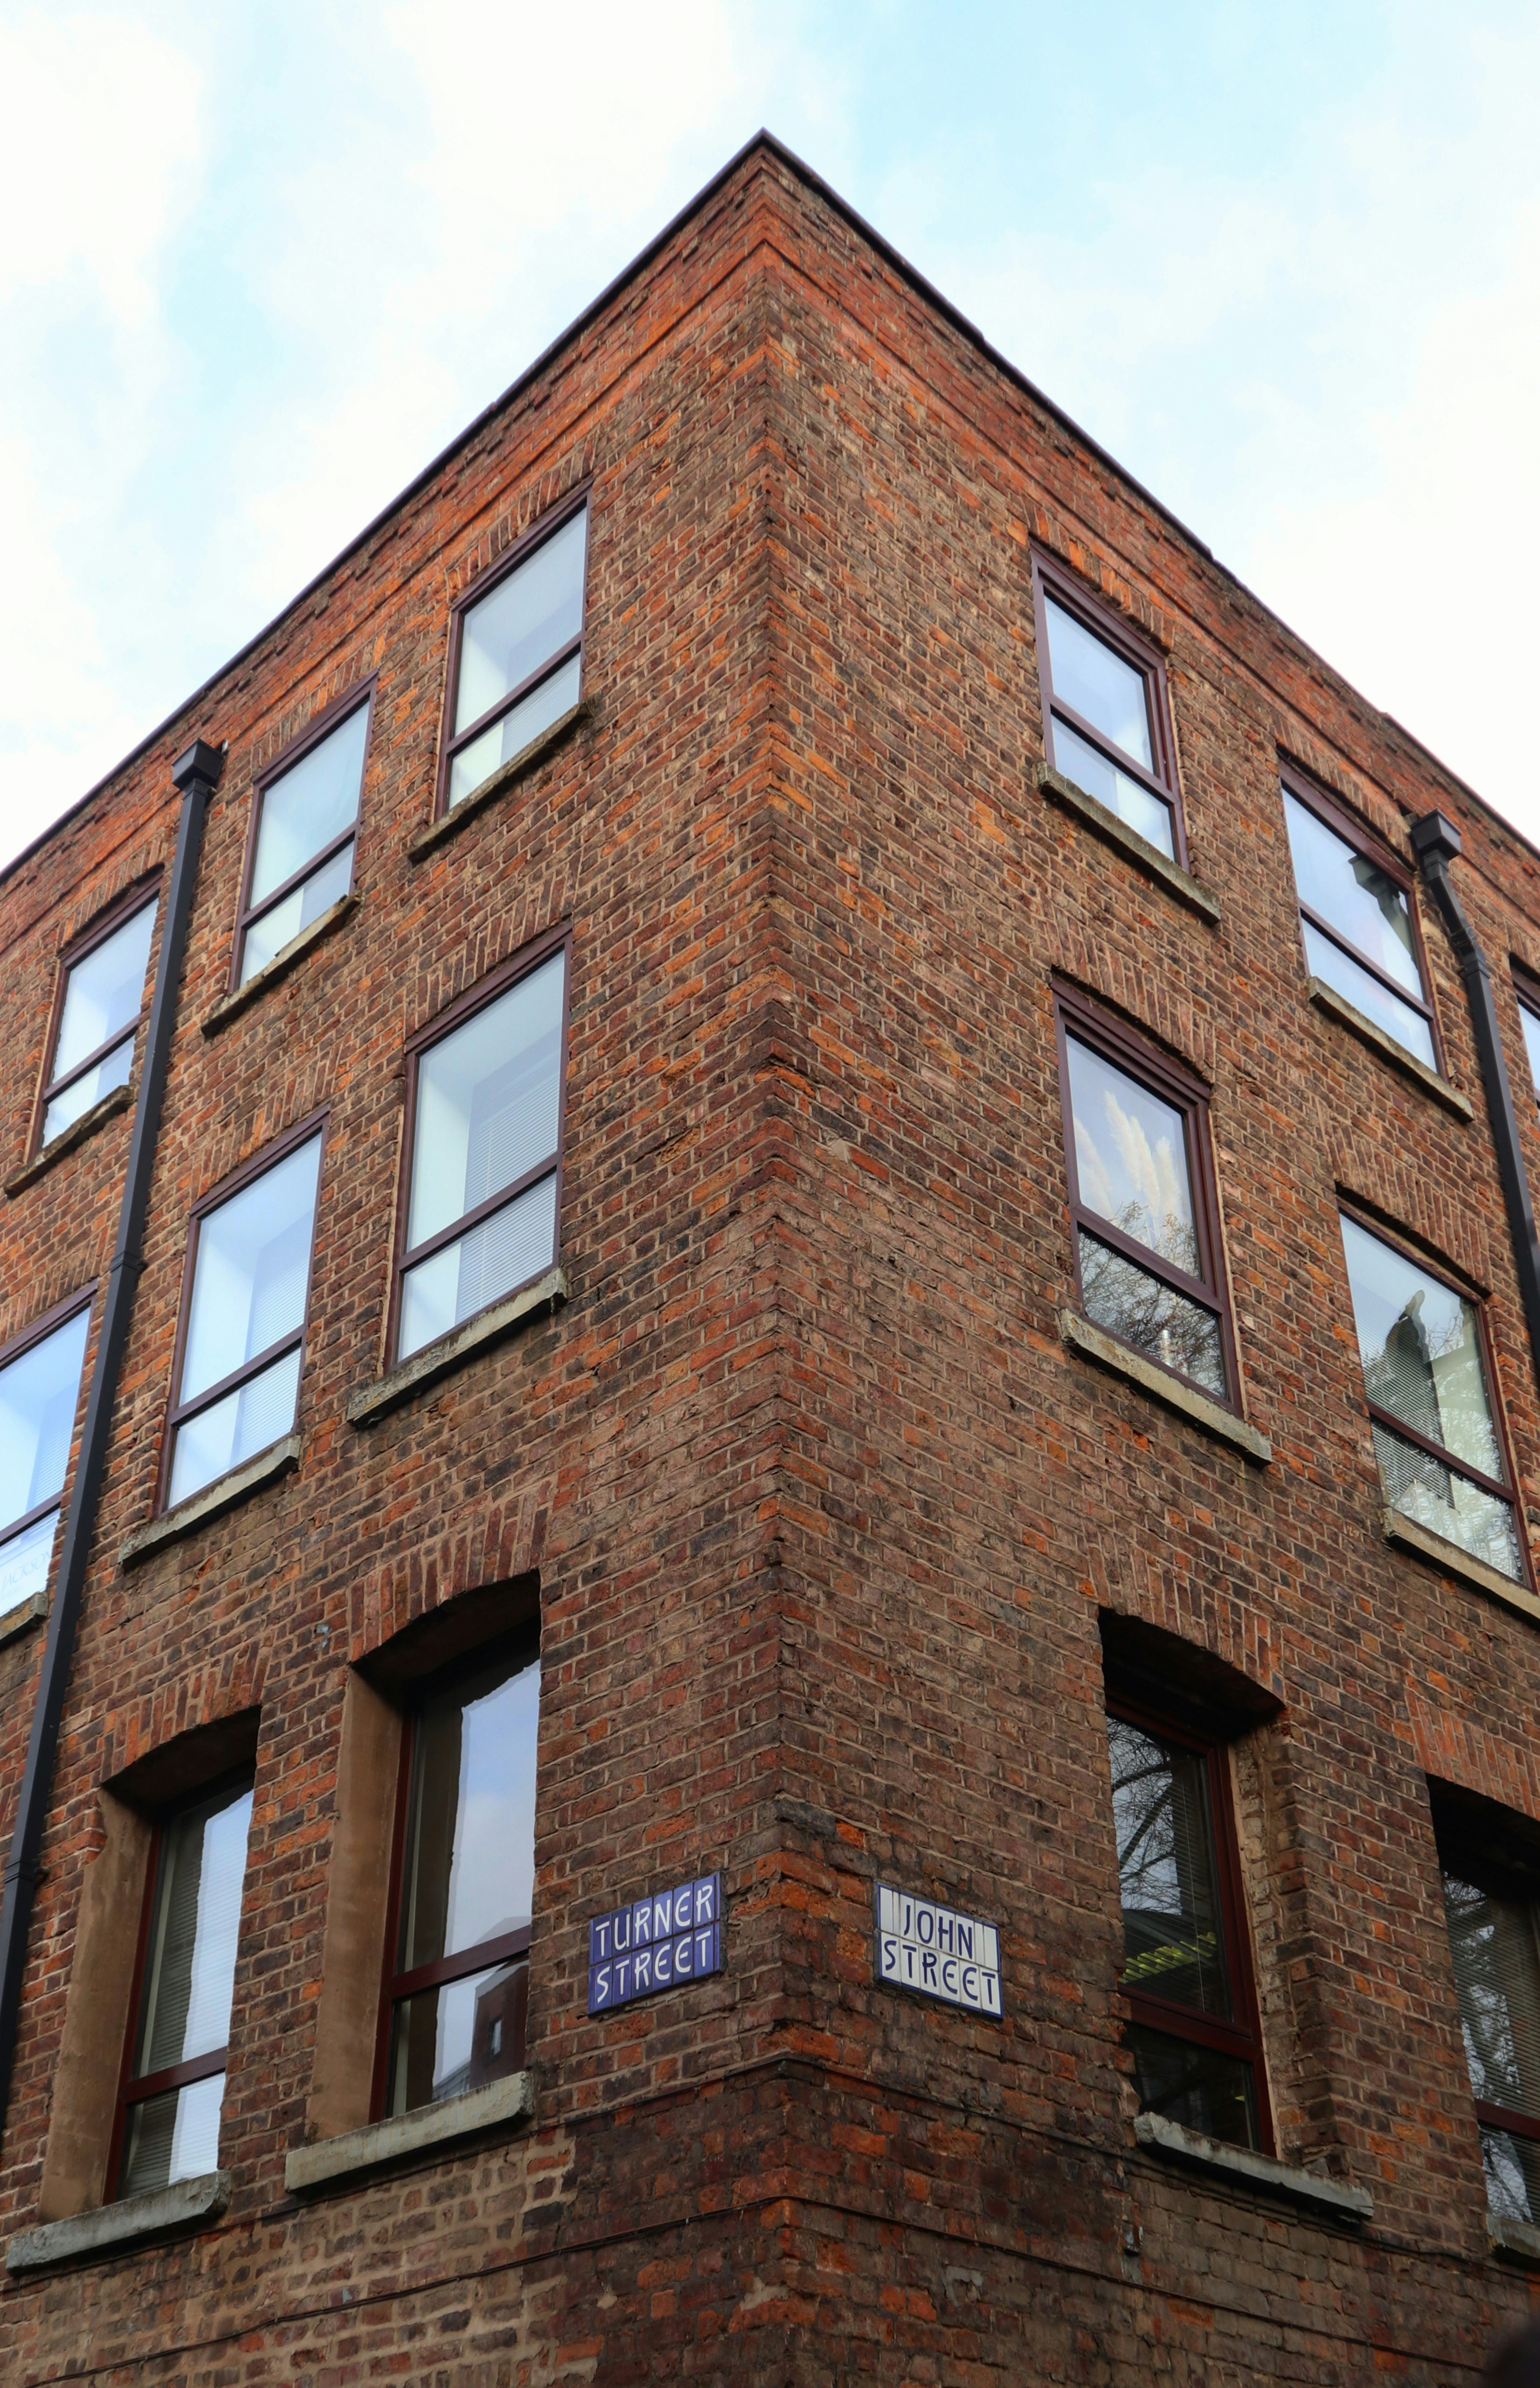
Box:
228, 681, 375, 993
387, 923, 571, 1366
1512, 962, 1540, 1109
432, 488, 590, 823
30, 876, 161, 1160
1338, 1201, 1532, 1591
1107, 1690, 1274, 2156
154, 1110, 327, 1515
0, 1284, 96, 1577
370, 1632, 539, 2122
1053, 980, 1240, 1410
1434, 1805, 1540, 2203
1279, 766, 1444, 1070
1031, 550, 1186, 868
105, 1765, 254, 2199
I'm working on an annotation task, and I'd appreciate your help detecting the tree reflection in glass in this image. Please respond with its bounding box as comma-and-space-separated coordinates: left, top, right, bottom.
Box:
1067, 1036, 1226, 1397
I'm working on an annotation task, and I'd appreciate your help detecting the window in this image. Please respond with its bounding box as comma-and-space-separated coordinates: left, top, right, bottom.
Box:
1032, 554, 1183, 863
1281, 775, 1438, 1071
1436, 1805, 1540, 2228
1106, 1698, 1269, 2152
163, 1123, 324, 1509
439, 501, 588, 815
0, 1297, 91, 1625
1515, 975, 1540, 1107
377, 1642, 538, 2116
111, 1774, 254, 2198
234, 692, 370, 987
37, 890, 158, 1148
394, 937, 568, 1363
1339, 1212, 1524, 1584
1055, 986, 1235, 1404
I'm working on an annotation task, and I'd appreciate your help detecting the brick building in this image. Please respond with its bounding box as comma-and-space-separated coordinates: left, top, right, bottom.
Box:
1, 131, 1540, 2382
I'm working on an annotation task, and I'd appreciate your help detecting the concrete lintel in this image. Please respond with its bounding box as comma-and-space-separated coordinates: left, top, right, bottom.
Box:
7, 2171, 230, 2271
1059, 1310, 1271, 1463
1307, 978, 1474, 1120
1489, 2212, 1540, 2266
119, 1435, 301, 1569
286, 2070, 534, 2193
407, 703, 588, 862
1382, 1508, 1540, 1624
202, 894, 360, 1035
1134, 2114, 1372, 2219
5, 1080, 135, 1198
1035, 763, 1220, 924
348, 1268, 568, 1427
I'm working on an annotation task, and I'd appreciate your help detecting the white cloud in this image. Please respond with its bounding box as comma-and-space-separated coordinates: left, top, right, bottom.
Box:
0, 9, 203, 860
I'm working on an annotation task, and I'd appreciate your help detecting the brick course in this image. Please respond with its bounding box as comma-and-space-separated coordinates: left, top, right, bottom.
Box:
0, 136, 1536, 2379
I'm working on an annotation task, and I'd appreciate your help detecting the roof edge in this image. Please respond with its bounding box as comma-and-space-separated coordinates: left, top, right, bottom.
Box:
8, 128, 1536, 892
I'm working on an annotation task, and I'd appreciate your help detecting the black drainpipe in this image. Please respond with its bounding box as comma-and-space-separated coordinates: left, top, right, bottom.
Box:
0, 737, 222, 2119
1412, 808, 1540, 1403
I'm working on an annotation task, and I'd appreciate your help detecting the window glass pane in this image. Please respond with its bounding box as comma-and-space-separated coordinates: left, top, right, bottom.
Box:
1051, 717, 1174, 857
407, 954, 564, 1253
447, 651, 582, 809
1300, 919, 1437, 1068
1044, 596, 1153, 770
248, 706, 368, 909
180, 1138, 322, 1405
134, 1782, 253, 2079
1283, 793, 1424, 1000
0, 1308, 90, 1536
1373, 1423, 1523, 1580
1442, 1870, 1540, 2122
42, 1033, 134, 1145
399, 1174, 558, 1360
1519, 1001, 1540, 1105
453, 512, 586, 736
1080, 1231, 1226, 1397
238, 841, 353, 987
1108, 1714, 1232, 2019
1341, 1217, 1505, 1481
400, 1651, 539, 1972
51, 901, 156, 1083
1482, 2125, 1540, 2225
119, 2070, 225, 2198
0, 1509, 57, 1622
388, 1956, 529, 2114
1066, 1036, 1200, 1278
168, 1348, 302, 1508
1126, 2020, 1258, 2150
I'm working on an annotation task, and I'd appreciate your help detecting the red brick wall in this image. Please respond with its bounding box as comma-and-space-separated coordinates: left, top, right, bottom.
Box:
0, 140, 1534, 2380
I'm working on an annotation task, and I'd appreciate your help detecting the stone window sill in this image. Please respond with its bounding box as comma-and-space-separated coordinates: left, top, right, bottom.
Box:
1382, 1507, 1540, 1624
1134, 2114, 1372, 2220
1307, 978, 1473, 1120
7, 2170, 230, 2273
1059, 1310, 1271, 1463
202, 893, 360, 1036
1035, 762, 1220, 925
348, 1266, 567, 1427
5, 1080, 134, 1198
408, 701, 588, 863
286, 2069, 533, 2194
0, 1584, 48, 1650
119, 1434, 301, 1570
1490, 2212, 1540, 2266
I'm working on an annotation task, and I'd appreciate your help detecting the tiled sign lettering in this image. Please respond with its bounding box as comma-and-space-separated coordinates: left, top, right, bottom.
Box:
587, 1873, 723, 2014
874, 1883, 1002, 2017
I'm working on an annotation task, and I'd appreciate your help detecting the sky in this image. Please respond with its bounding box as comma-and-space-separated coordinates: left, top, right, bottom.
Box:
2, 0, 1538, 871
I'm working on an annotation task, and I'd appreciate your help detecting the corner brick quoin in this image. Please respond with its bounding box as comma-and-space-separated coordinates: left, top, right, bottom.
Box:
0, 130, 1538, 2382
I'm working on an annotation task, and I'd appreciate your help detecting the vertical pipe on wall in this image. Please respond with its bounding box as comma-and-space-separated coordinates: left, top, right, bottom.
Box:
1412, 808, 1540, 1404
0, 737, 222, 2126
